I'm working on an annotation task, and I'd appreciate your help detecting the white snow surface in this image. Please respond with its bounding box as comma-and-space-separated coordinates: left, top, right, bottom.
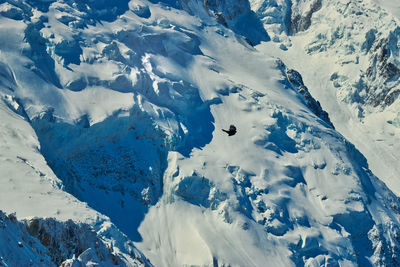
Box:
253, 0, 400, 197
0, 0, 400, 266
373, 0, 400, 20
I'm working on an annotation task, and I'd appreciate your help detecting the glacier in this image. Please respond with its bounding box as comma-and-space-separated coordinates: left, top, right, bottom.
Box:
0, 0, 400, 266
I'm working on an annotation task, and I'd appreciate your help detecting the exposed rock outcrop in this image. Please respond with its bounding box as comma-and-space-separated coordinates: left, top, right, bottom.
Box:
0, 211, 148, 266
277, 59, 334, 128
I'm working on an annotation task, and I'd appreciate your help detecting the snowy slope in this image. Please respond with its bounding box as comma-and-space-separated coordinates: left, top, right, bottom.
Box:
0, 66, 148, 266
373, 0, 400, 20
251, 0, 400, 196
0, 0, 400, 266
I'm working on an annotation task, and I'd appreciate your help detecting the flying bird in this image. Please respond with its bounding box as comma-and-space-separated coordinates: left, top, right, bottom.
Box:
222, 125, 237, 136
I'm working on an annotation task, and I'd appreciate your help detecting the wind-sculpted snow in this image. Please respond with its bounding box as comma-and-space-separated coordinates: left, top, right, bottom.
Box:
1, 0, 400, 266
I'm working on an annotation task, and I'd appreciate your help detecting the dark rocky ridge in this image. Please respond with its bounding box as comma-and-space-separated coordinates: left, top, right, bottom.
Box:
277, 59, 334, 129
0, 210, 148, 266
289, 0, 322, 34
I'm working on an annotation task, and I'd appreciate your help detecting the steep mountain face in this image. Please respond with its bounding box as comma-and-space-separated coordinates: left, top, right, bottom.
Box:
181, 0, 270, 44
0, 0, 400, 266
0, 84, 148, 266
0, 210, 147, 266
250, 0, 400, 110
0, 211, 54, 266
251, 0, 400, 195
249, 0, 322, 36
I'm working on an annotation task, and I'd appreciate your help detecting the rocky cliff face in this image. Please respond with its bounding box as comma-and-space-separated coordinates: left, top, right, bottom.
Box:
364, 28, 400, 108
248, 0, 321, 38
288, 0, 322, 34
0, 211, 147, 266
277, 59, 334, 128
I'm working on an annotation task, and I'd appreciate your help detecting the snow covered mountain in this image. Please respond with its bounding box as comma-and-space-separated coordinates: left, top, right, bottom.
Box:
252, 0, 400, 196
0, 0, 400, 266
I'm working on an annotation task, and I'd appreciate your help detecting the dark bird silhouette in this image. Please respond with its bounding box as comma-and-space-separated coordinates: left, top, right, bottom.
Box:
222, 125, 237, 136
